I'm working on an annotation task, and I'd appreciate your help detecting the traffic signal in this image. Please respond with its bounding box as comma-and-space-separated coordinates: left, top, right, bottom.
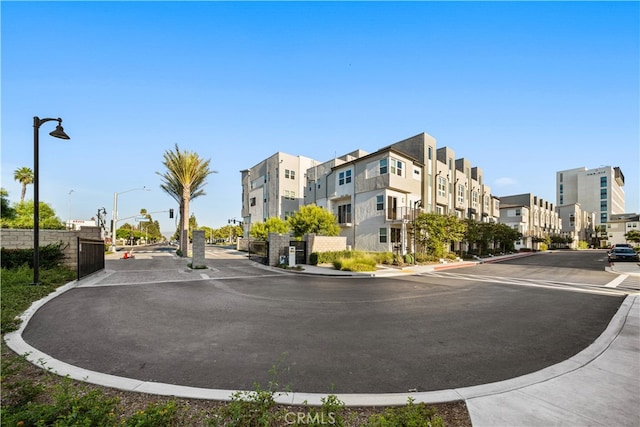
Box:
169, 209, 174, 219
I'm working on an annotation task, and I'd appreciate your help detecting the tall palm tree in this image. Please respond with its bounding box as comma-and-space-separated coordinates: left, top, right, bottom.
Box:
157, 144, 214, 256
13, 167, 34, 203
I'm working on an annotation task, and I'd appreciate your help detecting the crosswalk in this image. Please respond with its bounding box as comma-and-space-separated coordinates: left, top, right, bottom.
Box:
419, 271, 639, 296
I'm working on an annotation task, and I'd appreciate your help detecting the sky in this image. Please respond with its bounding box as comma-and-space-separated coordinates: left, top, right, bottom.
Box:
2, 1, 639, 236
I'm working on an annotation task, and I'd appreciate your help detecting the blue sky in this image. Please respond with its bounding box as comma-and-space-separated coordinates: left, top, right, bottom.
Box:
2, 1, 638, 235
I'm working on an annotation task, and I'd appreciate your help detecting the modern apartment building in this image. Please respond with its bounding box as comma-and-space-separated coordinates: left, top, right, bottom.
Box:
556, 203, 596, 248
604, 213, 639, 247
241, 132, 502, 253
556, 166, 625, 226
240, 152, 318, 236
499, 193, 562, 250
302, 132, 500, 253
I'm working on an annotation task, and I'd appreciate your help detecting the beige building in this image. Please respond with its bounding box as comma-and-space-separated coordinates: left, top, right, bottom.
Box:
240, 152, 318, 236
557, 166, 625, 226
605, 213, 639, 247
557, 203, 596, 248
499, 193, 562, 250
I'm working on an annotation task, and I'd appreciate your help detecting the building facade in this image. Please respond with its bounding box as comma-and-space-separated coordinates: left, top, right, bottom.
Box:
605, 213, 639, 247
556, 203, 596, 248
556, 166, 625, 226
499, 193, 562, 250
240, 152, 318, 237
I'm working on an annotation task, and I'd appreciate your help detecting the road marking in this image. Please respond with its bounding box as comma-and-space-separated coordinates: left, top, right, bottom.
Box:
604, 274, 628, 288
200, 273, 210, 280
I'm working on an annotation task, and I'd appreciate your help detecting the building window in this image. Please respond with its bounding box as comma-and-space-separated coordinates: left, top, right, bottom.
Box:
515, 208, 521, 216
472, 191, 478, 208
338, 204, 352, 223
379, 158, 388, 175
413, 168, 421, 180
250, 197, 256, 206
600, 176, 607, 187
560, 196, 564, 205
379, 228, 388, 243
484, 196, 489, 210
559, 184, 563, 193
290, 170, 295, 180
285, 169, 290, 179
428, 146, 432, 160
338, 170, 352, 185
457, 184, 464, 204
601, 213, 608, 223
387, 196, 398, 220
437, 176, 446, 197
559, 173, 563, 182
390, 158, 404, 176
601, 201, 607, 211
600, 188, 607, 199
391, 228, 402, 244
376, 195, 384, 211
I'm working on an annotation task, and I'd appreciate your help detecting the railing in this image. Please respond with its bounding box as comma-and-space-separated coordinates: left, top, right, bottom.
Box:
77, 238, 105, 279
386, 206, 420, 222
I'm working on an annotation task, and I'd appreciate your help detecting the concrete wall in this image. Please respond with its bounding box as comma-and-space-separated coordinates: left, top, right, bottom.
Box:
305, 234, 347, 256
1, 226, 103, 270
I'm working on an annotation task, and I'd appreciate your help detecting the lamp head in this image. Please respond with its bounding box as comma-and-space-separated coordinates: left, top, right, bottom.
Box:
49, 123, 70, 140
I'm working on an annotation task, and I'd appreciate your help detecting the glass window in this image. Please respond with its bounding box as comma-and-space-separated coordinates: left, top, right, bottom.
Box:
285, 169, 290, 179
600, 176, 607, 187
379, 158, 388, 175
437, 177, 446, 197
379, 228, 388, 243
457, 184, 465, 204
338, 204, 352, 223
290, 170, 295, 180
339, 171, 345, 185
390, 158, 404, 176
600, 188, 607, 199
345, 169, 352, 183
428, 146, 432, 160
376, 195, 384, 211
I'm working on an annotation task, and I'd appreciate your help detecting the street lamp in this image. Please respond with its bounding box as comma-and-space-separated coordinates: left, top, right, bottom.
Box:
110, 187, 150, 252
413, 200, 423, 265
33, 117, 70, 285
67, 189, 74, 230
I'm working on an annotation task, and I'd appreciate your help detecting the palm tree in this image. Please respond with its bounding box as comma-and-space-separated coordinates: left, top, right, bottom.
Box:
157, 144, 214, 256
13, 167, 34, 203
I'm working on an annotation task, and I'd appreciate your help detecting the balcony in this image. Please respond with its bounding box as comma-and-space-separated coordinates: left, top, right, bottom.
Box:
386, 206, 421, 222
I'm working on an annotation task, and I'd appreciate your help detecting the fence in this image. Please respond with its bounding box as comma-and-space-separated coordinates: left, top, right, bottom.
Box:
77, 238, 105, 279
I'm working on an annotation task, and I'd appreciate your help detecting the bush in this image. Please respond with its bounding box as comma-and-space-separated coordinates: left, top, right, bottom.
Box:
403, 254, 414, 264
333, 256, 377, 272
366, 398, 444, 427
309, 252, 319, 265
372, 252, 394, 265
1, 242, 66, 269
539, 243, 548, 251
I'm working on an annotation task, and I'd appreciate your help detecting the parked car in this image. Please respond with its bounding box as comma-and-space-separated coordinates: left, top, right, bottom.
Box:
607, 247, 640, 262
610, 243, 632, 249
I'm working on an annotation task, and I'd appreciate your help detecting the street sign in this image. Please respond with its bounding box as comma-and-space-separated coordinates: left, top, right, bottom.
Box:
135, 216, 150, 222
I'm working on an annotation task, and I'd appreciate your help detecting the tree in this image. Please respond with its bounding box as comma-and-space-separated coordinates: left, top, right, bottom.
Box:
250, 217, 290, 240
412, 213, 465, 258
625, 230, 640, 245
5, 200, 65, 229
1, 188, 16, 222
13, 167, 34, 203
287, 205, 340, 238
157, 144, 215, 256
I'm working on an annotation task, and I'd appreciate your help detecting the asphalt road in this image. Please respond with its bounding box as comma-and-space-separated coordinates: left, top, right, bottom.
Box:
22, 248, 628, 393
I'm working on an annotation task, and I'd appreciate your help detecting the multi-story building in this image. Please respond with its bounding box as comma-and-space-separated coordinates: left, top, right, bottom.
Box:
242, 133, 501, 253
499, 193, 562, 250
556, 166, 625, 225
605, 213, 639, 247
240, 152, 318, 237
556, 203, 596, 248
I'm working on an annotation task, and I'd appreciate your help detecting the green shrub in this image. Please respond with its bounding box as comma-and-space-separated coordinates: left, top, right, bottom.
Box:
1, 242, 66, 269
372, 251, 394, 265
403, 254, 414, 264
333, 256, 377, 272
124, 401, 178, 426
539, 243, 548, 251
365, 398, 444, 427
578, 241, 589, 249
309, 252, 319, 265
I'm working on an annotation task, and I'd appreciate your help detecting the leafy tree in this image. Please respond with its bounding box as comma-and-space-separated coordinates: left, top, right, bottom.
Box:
5, 201, 65, 229
250, 217, 290, 240
492, 223, 521, 252
625, 230, 640, 245
287, 205, 340, 238
412, 213, 465, 258
1, 188, 16, 221
188, 214, 198, 241
157, 144, 215, 256
13, 167, 33, 203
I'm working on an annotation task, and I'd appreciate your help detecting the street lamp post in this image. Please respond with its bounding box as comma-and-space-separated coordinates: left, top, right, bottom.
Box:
67, 189, 74, 230
33, 117, 70, 285
110, 187, 150, 252
413, 200, 423, 265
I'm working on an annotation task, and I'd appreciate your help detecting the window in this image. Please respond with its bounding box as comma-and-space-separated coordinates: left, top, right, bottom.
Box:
601, 188, 607, 199
484, 196, 489, 210
600, 176, 607, 187
559, 173, 563, 182
560, 196, 564, 205
379, 228, 388, 243
428, 146, 432, 160
601, 201, 607, 211
338, 204, 352, 223
390, 158, 404, 176
601, 213, 608, 223
437, 176, 446, 197
391, 228, 402, 244
457, 184, 465, 204
338, 170, 351, 185
413, 168, 421, 180
387, 196, 397, 220
250, 197, 256, 206
559, 184, 563, 193
290, 170, 295, 180
285, 169, 290, 179
472, 191, 479, 208
379, 158, 388, 175
376, 195, 384, 211
515, 208, 521, 216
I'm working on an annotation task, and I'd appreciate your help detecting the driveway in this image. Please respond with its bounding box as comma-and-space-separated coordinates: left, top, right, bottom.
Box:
20, 249, 626, 394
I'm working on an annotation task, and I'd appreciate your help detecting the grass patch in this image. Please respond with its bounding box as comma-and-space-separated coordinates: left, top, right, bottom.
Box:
333, 256, 377, 272
1, 265, 76, 334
